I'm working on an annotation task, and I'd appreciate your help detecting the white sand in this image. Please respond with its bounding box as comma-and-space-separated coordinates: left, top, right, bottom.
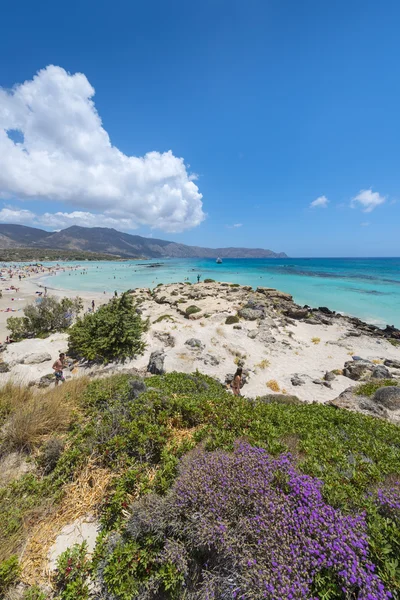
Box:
1, 281, 399, 403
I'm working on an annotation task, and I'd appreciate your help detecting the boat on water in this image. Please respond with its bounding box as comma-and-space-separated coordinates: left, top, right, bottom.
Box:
216, 257, 222, 264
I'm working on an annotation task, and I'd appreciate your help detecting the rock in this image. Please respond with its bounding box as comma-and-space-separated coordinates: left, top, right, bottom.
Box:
318, 306, 335, 315
201, 354, 220, 366
185, 338, 205, 350
257, 327, 277, 345
0, 362, 10, 373
324, 371, 336, 382
313, 379, 332, 389
256, 287, 293, 300
384, 359, 400, 369
329, 388, 388, 419
352, 356, 368, 361
48, 515, 98, 571
304, 318, 321, 325
20, 352, 52, 365
147, 350, 165, 375
342, 360, 373, 381
153, 331, 175, 347
291, 375, 305, 386
285, 308, 308, 320
38, 373, 55, 388
247, 330, 258, 339
233, 325, 242, 330
129, 379, 147, 399
373, 386, 400, 410
238, 308, 264, 321
371, 365, 392, 379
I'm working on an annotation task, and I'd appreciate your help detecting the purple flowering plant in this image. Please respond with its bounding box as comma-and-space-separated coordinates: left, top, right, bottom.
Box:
103, 442, 392, 599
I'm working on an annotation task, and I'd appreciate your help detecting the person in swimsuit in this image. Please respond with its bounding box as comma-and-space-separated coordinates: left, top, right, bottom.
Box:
52, 352, 66, 386
231, 368, 243, 396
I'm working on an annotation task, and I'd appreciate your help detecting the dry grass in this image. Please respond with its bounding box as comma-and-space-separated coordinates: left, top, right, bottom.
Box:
0, 382, 34, 418
255, 359, 270, 370
311, 337, 321, 345
372, 359, 383, 364
266, 379, 280, 392
20, 458, 117, 585
1, 378, 89, 453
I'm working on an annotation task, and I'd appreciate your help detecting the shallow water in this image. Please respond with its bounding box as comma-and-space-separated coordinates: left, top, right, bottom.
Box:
40, 257, 400, 328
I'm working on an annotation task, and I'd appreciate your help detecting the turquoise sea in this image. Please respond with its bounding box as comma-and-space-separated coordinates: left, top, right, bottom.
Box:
41, 257, 400, 328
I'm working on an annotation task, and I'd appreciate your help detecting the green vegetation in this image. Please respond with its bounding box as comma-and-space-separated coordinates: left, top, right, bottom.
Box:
0, 555, 20, 595
0, 248, 125, 261
356, 379, 398, 397
203, 278, 215, 283
7, 296, 82, 340
55, 542, 91, 600
185, 305, 201, 316
68, 292, 146, 363
153, 314, 175, 324
230, 283, 240, 287
225, 315, 239, 324
0, 372, 399, 597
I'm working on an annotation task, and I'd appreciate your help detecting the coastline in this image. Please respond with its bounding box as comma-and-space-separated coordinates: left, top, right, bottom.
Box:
0, 280, 399, 415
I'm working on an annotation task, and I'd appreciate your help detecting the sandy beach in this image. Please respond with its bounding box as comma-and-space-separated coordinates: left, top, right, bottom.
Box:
0, 278, 399, 410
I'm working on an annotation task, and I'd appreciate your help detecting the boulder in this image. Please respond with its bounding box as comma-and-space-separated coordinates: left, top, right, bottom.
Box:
373, 386, 400, 410
0, 362, 10, 373
38, 373, 55, 388
318, 306, 335, 315
291, 374, 305, 386
238, 308, 264, 321
147, 350, 165, 375
324, 371, 336, 382
256, 288, 292, 301
313, 379, 332, 389
285, 308, 308, 320
153, 331, 175, 347
201, 354, 220, 366
247, 330, 258, 339
21, 352, 52, 365
384, 359, 400, 369
342, 360, 373, 381
329, 388, 388, 419
304, 318, 321, 325
185, 338, 205, 350
371, 365, 392, 379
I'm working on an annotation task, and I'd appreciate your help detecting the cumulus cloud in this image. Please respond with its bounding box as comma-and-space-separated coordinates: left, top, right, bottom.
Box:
0, 66, 205, 232
351, 189, 386, 213
0, 206, 139, 231
310, 195, 329, 208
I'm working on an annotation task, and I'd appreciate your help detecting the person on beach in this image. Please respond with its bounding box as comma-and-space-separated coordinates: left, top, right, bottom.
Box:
231, 368, 242, 396
91, 300, 95, 311
197, 274, 201, 283
52, 352, 66, 386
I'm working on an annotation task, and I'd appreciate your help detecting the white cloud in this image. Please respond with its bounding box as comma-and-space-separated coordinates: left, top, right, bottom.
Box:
310, 195, 329, 208
351, 189, 386, 213
0, 206, 140, 231
226, 223, 243, 229
0, 66, 205, 232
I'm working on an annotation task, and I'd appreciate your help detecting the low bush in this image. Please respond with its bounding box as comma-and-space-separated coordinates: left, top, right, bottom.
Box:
225, 315, 239, 324
7, 296, 82, 340
22, 586, 47, 600
229, 283, 240, 287
101, 443, 392, 599
204, 278, 215, 283
266, 379, 280, 392
153, 314, 175, 324
356, 379, 398, 397
68, 293, 146, 363
39, 437, 65, 474
185, 305, 201, 316
55, 542, 91, 600
0, 555, 20, 595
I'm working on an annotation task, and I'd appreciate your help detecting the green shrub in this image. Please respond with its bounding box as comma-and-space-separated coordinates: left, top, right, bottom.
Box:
153, 314, 175, 324
230, 283, 240, 287
68, 293, 146, 363
55, 542, 90, 600
204, 278, 215, 283
356, 380, 398, 397
7, 296, 82, 340
0, 555, 20, 594
22, 585, 47, 600
185, 305, 201, 316
225, 315, 239, 324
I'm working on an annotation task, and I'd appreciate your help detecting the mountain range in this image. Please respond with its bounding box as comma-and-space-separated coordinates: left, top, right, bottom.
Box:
0, 224, 287, 259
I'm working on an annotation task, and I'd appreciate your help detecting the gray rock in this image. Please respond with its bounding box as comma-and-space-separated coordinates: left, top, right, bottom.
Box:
329, 387, 388, 419
285, 308, 308, 320
247, 330, 258, 339
384, 359, 400, 369
257, 327, 276, 345
185, 338, 205, 350
21, 352, 52, 365
373, 386, 400, 410
38, 373, 55, 388
343, 360, 373, 381
324, 371, 336, 382
0, 362, 10, 373
147, 350, 165, 375
256, 287, 292, 300
304, 318, 321, 325
313, 379, 332, 389
154, 331, 175, 347
238, 308, 264, 321
372, 365, 392, 379
318, 306, 335, 315
233, 325, 242, 330
291, 374, 305, 386
129, 379, 147, 399
201, 354, 220, 366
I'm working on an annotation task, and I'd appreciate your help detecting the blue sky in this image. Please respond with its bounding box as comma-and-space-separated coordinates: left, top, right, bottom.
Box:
0, 0, 399, 256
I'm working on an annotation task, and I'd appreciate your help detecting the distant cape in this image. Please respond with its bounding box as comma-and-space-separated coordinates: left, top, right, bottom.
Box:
0, 224, 287, 259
